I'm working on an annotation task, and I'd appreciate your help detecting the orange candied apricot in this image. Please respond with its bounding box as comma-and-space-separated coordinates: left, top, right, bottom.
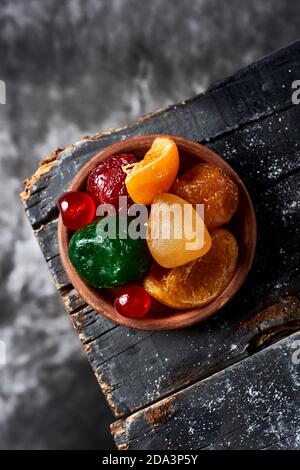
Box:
124, 136, 179, 205
144, 228, 238, 309
172, 163, 239, 229
147, 193, 211, 268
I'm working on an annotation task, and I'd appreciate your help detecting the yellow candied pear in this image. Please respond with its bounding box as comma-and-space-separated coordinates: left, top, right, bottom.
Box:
146, 193, 211, 268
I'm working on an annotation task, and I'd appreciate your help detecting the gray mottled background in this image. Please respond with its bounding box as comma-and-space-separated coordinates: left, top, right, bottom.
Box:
0, 0, 300, 450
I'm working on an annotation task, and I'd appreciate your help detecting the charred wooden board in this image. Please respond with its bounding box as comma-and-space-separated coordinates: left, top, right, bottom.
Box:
21, 39, 300, 441
111, 332, 300, 450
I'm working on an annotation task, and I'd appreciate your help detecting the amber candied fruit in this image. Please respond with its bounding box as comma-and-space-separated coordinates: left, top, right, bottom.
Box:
172, 163, 239, 229
143, 228, 238, 309
125, 136, 179, 205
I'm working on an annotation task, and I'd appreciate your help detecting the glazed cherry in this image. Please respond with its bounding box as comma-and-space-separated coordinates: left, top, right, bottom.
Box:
57, 191, 96, 230
87, 154, 137, 210
114, 285, 151, 318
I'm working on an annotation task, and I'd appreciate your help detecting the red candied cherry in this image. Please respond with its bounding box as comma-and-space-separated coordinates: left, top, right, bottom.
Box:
87, 154, 137, 210
114, 285, 151, 318
57, 191, 96, 230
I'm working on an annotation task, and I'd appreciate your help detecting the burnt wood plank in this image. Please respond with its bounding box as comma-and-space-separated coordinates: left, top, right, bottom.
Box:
111, 332, 300, 450
81, 294, 300, 417
21, 41, 300, 417
29, 109, 300, 417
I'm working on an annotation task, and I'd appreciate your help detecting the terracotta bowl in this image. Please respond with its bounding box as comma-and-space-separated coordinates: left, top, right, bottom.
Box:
58, 135, 256, 331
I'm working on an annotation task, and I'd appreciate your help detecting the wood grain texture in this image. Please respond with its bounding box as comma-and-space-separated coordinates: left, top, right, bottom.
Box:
21, 42, 300, 420
111, 332, 300, 450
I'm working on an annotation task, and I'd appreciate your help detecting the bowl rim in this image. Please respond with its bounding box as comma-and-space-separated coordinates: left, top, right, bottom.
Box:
58, 134, 257, 331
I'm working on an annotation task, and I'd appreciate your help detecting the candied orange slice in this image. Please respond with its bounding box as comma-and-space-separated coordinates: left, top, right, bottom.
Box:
147, 193, 211, 268
143, 228, 238, 309
172, 163, 239, 229
124, 136, 179, 205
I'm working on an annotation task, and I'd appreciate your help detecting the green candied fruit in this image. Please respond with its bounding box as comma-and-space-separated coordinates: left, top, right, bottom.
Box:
68, 216, 151, 288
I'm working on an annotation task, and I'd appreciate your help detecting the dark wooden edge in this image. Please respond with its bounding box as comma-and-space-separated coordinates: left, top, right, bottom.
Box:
111, 331, 300, 450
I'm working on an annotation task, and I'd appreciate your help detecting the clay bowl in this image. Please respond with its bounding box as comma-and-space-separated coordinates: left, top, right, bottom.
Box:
58, 135, 256, 331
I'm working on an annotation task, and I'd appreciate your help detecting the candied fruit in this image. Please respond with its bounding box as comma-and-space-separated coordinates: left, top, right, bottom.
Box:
125, 136, 179, 205
68, 216, 151, 288
147, 193, 211, 268
87, 154, 136, 210
144, 228, 238, 309
57, 191, 96, 230
114, 285, 151, 318
172, 163, 239, 229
